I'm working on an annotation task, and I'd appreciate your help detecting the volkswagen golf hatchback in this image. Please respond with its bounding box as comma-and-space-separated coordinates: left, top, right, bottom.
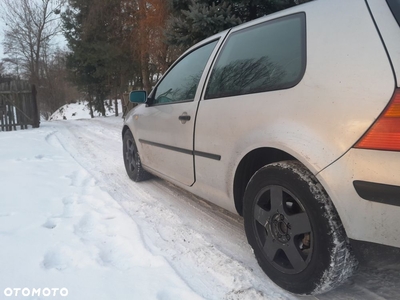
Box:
122, 0, 400, 294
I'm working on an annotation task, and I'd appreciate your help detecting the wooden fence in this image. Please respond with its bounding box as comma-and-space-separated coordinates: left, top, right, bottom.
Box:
0, 80, 39, 131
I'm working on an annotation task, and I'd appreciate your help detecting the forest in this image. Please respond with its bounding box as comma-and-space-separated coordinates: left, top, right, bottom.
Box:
0, 0, 309, 119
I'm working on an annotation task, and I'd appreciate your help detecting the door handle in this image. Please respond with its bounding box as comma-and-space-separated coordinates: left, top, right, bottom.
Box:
179, 115, 191, 121
179, 113, 191, 124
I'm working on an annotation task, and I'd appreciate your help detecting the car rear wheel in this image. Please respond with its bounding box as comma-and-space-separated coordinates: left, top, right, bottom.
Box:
243, 161, 357, 295
123, 129, 151, 182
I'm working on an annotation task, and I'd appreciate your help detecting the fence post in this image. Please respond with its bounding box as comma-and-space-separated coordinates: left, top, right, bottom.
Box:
31, 84, 40, 128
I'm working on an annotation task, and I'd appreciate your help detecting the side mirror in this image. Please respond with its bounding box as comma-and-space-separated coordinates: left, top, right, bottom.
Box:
129, 90, 147, 104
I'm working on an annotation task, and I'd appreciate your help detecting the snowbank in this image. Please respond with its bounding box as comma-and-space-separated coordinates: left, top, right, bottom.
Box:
0, 122, 202, 300
49, 100, 123, 121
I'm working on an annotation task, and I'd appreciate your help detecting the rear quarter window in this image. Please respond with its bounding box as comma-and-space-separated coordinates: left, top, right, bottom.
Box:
205, 13, 306, 99
387, 0, 400, 27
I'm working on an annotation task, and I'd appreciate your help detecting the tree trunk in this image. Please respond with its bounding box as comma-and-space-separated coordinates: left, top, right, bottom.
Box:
99, 94, 106, 116
138, 0, 152, 93
114, 95, 119, 117
31, 84, 40, 128
141, 52, 151, 93
88, 94, 94, 118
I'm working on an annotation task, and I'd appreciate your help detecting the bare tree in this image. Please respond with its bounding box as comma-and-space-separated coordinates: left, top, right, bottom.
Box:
40, 49, 82, 119
0, 61, 5, 77
0, 0, 65, 84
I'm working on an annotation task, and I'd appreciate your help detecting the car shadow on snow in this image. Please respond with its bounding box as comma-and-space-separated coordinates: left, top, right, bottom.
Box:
319, 244, 400, 300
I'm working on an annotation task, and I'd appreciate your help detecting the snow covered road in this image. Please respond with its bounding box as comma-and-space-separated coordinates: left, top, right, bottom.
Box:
1, 116, 399, 299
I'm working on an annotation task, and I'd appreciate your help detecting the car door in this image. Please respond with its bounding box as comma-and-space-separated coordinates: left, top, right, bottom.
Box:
132, 39, 220, 186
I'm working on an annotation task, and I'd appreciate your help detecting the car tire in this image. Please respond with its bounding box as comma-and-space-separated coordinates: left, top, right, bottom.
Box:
123, 129, 151, 182
243, 160, 357, 295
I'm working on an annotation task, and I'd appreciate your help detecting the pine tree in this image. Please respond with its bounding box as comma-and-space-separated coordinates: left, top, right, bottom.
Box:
62, 0, 136, 116
63, 0, 171, 107
166, 0, 241, 48
166, 0, 309, 49
230, 0, 299, 21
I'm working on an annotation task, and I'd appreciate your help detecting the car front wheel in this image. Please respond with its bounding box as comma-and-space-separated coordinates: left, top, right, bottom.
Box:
123, 129, 150, 182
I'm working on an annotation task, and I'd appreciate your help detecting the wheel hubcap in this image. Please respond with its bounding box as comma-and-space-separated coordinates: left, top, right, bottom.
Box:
270, 213, 291, 243
253, 185, 312, 274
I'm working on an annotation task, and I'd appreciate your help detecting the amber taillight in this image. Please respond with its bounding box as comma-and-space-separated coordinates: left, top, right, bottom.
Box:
355, 89, 400, 151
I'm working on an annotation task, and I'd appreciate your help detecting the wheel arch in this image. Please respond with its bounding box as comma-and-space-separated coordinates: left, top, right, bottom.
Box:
122, 125, 130, 139
233, 147, 296, 216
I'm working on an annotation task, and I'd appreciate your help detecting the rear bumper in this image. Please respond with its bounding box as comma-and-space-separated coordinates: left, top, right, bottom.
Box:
317, 148, 400, 249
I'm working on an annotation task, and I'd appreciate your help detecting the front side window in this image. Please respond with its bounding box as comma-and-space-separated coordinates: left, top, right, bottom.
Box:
153, 40, 218, 105
387, 0, 400, 27
205, 13, 306, 99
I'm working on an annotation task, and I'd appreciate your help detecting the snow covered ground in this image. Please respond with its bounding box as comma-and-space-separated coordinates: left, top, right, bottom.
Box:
1, 115, 400, 299
48, 100, 123, 121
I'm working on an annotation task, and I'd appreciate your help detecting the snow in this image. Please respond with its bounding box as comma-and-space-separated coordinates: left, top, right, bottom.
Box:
0, 123, 201, 300
1, 115, 400, 299
48, 100, 123, 121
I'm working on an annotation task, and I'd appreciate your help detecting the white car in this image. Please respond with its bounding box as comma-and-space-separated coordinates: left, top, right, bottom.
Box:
122, 0, 400, 295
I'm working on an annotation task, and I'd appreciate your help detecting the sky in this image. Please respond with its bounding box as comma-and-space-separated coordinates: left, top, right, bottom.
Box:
0, 4, 67, 62
0, 23, 67, 61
